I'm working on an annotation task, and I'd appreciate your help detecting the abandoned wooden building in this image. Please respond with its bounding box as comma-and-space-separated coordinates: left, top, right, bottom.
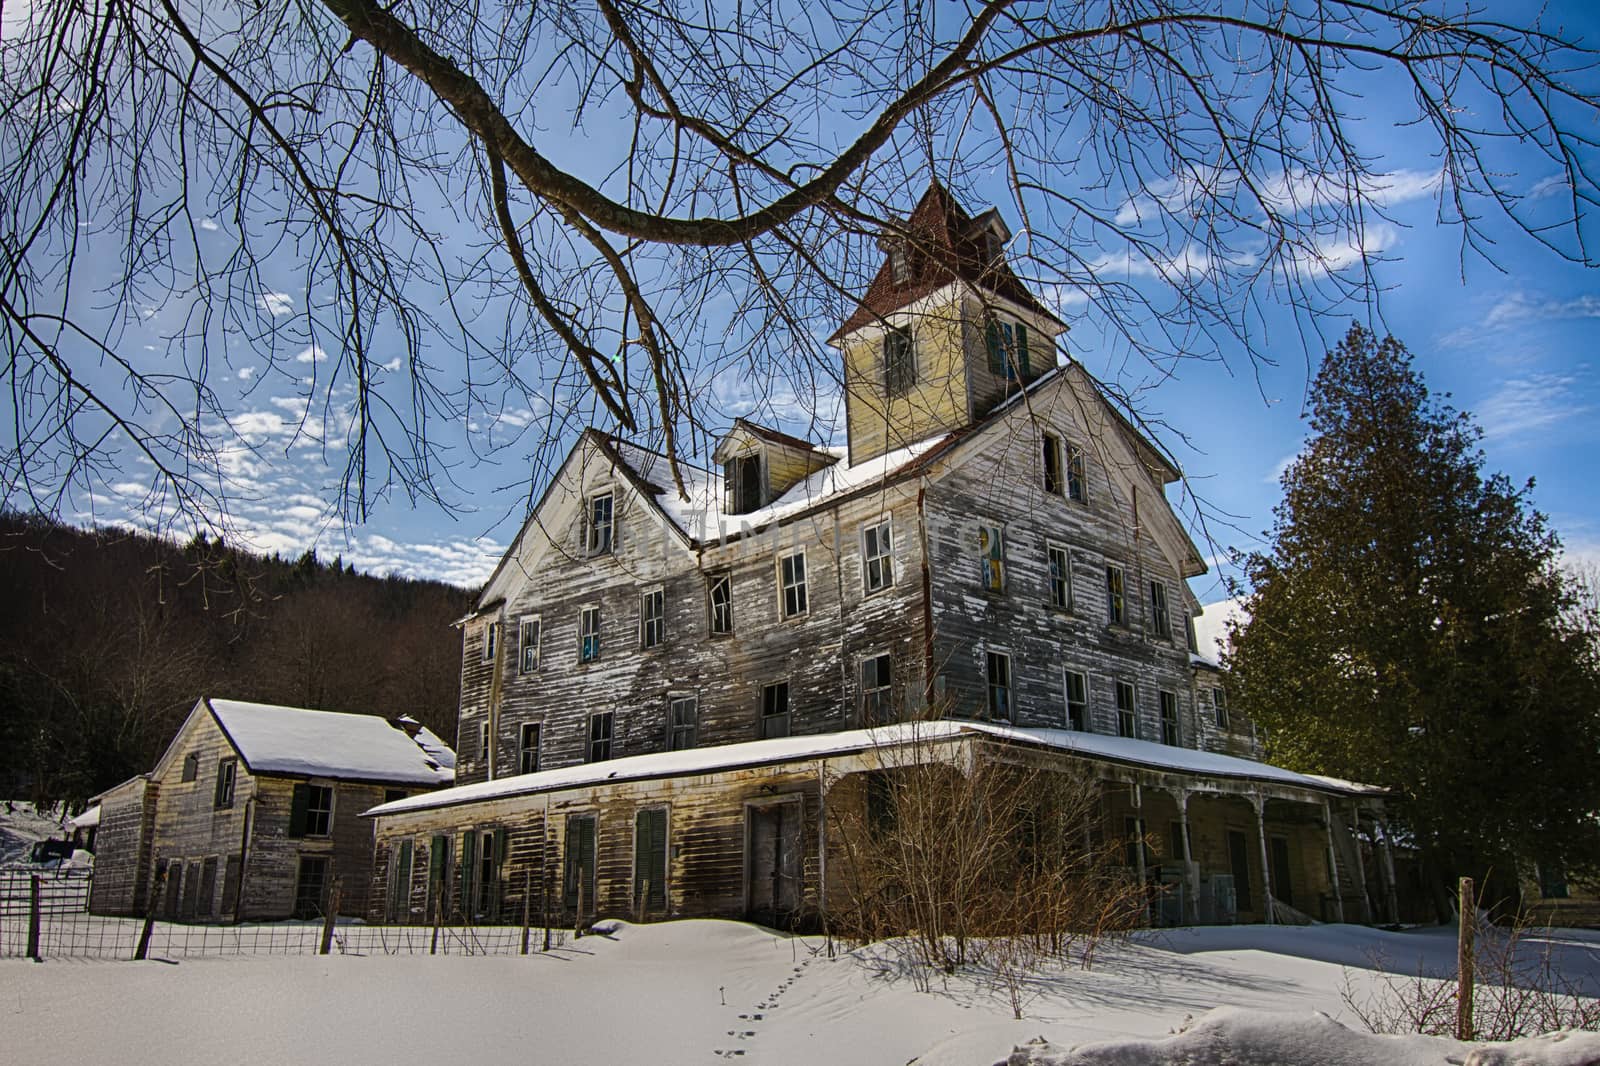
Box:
365, 183, 1395, 931
89, 698, 454, 921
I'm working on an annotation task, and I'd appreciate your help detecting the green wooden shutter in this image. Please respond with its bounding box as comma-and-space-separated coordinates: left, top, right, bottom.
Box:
288, 784, 309, 838
634, 808, 667, 911
986, 320, 1002, 374
493, 827, 508, 864
1016, 322, 1030, 376
428, 834, 447, 886
397, 839, 414, 910
459, 831, 476, 916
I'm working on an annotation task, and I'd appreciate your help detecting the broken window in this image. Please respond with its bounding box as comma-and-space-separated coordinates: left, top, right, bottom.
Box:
1043, 433, 1063, 495
1106, 564, 1126, 625
519, 722, 541, 775
708, 572, 733, 635
1066, 443, 1087, 503
519, 615, 542, 673
884, 326, 915, 395
579, 605, 601, 663
1116, 681, 1137, 739
1064, 669, 1088, 731
779, 550, 808, 618
978, 524, 1005, 592
588, 711, 613, 762
290, 783, 334, 838
1047, 544, 1071, 610
760, 682, 791, 739
724, 455, 762, 514
483, 619, 500, 662
862, 520, 893, 593
668, 695, 697, 750
182, 751, 198, 783
213, 758, 237, 810
986, 651, 1012, 722
1149, 581, 1170, 640
1160, 690, 1179, 745
586, 492, 614, 555
640, 588, 665, 648
860, 654, 893, 726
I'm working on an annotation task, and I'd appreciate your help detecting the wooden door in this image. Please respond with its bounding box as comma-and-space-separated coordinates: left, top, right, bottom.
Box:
747, 802, 801, 926
1227, 830, 1254, 912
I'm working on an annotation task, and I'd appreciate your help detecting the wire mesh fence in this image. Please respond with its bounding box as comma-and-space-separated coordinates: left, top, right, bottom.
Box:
0, 868, 570, 961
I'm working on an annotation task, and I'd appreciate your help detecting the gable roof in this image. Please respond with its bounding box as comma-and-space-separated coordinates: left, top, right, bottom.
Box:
829, 182, 1066, 343
203, 698, 455, 787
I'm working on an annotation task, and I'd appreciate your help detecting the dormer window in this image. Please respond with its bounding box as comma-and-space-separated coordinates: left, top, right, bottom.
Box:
724, 454, 763, 514
888, 244, 910, 284
884, 326, 915, 396
986, 318, 1031, 380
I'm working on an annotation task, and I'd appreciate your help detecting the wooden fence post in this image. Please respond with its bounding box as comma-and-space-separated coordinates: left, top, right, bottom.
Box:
319, 878, 343, 955
430, 890, 442, 955
1456, 876, 1475, 1042
520, 869, 532, 956
541, 851, 552, 952
574, 879, 584, 939
27, 875, 42, 962
134, 867, 162, 961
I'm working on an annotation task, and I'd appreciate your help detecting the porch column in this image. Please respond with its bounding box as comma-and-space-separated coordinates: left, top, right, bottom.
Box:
1322, 800, 1345, 924
1132, 783, 1149, 926
1173, 788, 1198, 925
1376, 814, 1400, 924
1254, 792, 1274, 925
1349, 807, 1374, 924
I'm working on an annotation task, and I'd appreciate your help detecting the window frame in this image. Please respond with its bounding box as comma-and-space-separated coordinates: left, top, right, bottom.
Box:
1063, 668, 1088, 731
986, 316, 1031, 380
1159, 690, 1179, 746
1042, 433, 1063, 496
1046, 541, 1073, 611
213, 758, 237, 810
778, 548, 809, 620
859, 652, 893, 726
724, 454, 763, 514
759, 681, 791, 739
304, 783, 334, 838
640, 586, 665, 649
707, 571, 733, 636
1115, 680, 1138, 739
587, 711, 614, 763
883, 325, 916, 396
668, 693, 698, 751
1214, 687, 1230, 731
182, 751, 199, 783
1105, 563, 1127, 626
986, 649, 1013, 723
585, 491, 615, 555
1066, 442, 1087, 503
861, 518, 894, 595
482, 619, 500, 662
978, 523, 1006, 593
1149, 581, 1171, 641
479, 721, 490, 765
518, 721, 542, 775
578, 604, 602, 663
519, 615, 542, 674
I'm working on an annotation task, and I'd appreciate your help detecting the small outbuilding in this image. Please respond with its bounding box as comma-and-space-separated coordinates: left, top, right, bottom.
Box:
89, 698, 455, 922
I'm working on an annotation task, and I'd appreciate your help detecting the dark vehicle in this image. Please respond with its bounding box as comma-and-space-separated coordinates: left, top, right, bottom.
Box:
29, 839, 74, 864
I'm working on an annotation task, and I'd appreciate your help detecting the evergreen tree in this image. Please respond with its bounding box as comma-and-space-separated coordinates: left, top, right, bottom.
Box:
1228, 324, 1600, 914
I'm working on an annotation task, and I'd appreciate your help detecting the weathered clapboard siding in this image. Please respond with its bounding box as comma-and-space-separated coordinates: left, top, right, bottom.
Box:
842, 289, 972, 464
145, 707, 256, 919
87, 775, 157, 916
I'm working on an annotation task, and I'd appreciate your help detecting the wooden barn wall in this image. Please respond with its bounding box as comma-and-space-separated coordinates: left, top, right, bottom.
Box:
240, 777, 391, 920
369, 761, 830, 926
146, 710, 256, 919
921, 391, 1196, 741
454, 439, 932, 790
87, 778, 156, 916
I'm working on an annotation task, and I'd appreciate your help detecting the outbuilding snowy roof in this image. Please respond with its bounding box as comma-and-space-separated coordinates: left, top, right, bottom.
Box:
365, 719, 1374, 819
67, 805, 101, 830
206, 699, 455, 787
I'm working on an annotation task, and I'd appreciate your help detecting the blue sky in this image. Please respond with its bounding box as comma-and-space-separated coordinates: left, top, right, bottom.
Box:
15, 1, 1600, 601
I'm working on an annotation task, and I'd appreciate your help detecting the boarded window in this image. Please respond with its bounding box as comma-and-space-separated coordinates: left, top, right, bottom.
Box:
1066, 443, 1086, 503
213, 758, 237, 810
588, 712, 613, 762
1116, 681, 1137, 739
196, 856, 218, 918
978, 524, 1005, 592
883, 326, 915, 395
293, 855, 330, 919
862, 520, 893, 593
1150, 581, 1170, 639
1047, 544, 1071, 609
1043, 433, 1063, 495
586, 493, 614, 554
779, 551, 807, 618
564, 814, 597, 913
860, 654, 892, 726
708, 573, 733, 635
222, 854, 242, 917
986, 652, 1012, 722
181, 752, 198, 782
519, 722, 542, 775
1064, 669, 1088, 731
520, 616, 542, 673
181, 859, 202, 919
1106, 564, 1126, 625
1160, 690, 1179, 745
640, 588, 665, 648
668, 695, 697, 750
579, 605, 601, 663
760, 682, 791, 739
634, 808, 668, 912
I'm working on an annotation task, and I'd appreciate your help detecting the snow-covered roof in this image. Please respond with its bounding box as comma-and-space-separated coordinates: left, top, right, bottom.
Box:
366, 719, 1374, 819
605, 433, 948, 545
67, 805, 101, 830
207, 699, 455, 787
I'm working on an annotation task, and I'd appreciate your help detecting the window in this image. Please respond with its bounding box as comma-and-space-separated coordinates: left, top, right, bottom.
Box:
884, 326, 916, 395
708, 572, 733, 635
986, 318, 1031, 380
213, 758, 237, 810
862, 520, 893, 593
519, 722, 542, 775
586, 492, 614, 554
640, 588, 665, 648
479, 721, 490, 764
384, 789, 408, 805
1116, 681, 1137, 739
986, 651, 1012, 722
888, 244, 910, 284
519, 616, 542, 673
182, 751, 198, 783
293, 855, 330, 919
483, 619, 500, 662
668, 695, 697, 750
1047, 544, 1072, 610
1064, 669, 1088, 731
1106, 564, 1126, 625
1043, 433, 1063, 495
588, 711, 613, 762
579, 605, 601, 662
1214, 687, 1230, 730
290, 783, 334, 838
1160, 690, 1179, 745
978, 524, 1005, 592
1150, 581, 1170, 640
1066, 443, 1086, 503
779, 550, 808, 618
634, 807, 668, 912
860, 654, 893, 726
760, 682, 791, 739
724, 455, 762, 514
468, 828, 504, 920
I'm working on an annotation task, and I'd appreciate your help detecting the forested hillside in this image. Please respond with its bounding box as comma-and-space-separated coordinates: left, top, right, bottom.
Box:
0, 513, 474, 806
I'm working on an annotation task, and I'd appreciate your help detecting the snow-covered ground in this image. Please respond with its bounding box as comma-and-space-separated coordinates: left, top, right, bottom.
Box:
3, 919, 1596, 1064
0, 800, 70, 865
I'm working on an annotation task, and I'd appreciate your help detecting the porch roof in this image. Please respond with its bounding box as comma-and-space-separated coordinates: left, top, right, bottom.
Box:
364, 720, 1378, 819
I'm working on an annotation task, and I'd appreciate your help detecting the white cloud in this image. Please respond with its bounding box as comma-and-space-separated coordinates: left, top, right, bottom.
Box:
1475, 373, 1591, 442
294, 344, 329, 364
257, 292, 294, 317
199, 217, 220, 232
1483, 292, 1600, 329
237, 366, 256, 380
1265, 451, 1299, 485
